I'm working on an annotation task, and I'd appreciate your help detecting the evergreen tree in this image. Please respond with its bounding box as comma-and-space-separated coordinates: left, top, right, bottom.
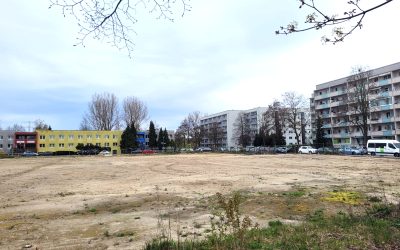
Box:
148, 121, 157, 149
120, 125, 138, 153
157, 128, 163, 150
163, 128, 170, 147
315, 116, 326, 148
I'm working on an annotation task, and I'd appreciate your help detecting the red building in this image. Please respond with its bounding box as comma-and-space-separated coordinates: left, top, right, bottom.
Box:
14, 132, 37, 153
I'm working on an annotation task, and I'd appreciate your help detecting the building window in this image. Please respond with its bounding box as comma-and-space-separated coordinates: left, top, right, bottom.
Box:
0, 144, 2, 148
39, 144, 45, 148
7, 144, 11, 148
59, 143, 64, 148
39, 135, 45, 139
49, 135, 55, 140
104, 135, 110, 139
113, 135, 117, 139
8, 135, 12, 140
59, 135, 64, 139
104, 142, 110, 147
49, 144, 55, 148
78, 135, 83, 139
96, 143, 101, 146
113, 142, 118, 146
69, 135, 74, 139
87, 135, 92, 139
68, 143, 74, 148
0, 136, 3, 140
96, 134, 100, 139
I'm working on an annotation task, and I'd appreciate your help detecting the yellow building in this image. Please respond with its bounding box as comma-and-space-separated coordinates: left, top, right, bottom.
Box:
36, 130, 123, 154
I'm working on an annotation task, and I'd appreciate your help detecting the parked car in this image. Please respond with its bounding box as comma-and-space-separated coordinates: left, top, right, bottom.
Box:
317, 147, 334, 154
298, 146, 317, 154
22, 151, 39, 157
339, 146, 362, 155
274, 147, 288, 153
98, 150, 112, 156
142, 149, 155, 154
196, 147, 212, 152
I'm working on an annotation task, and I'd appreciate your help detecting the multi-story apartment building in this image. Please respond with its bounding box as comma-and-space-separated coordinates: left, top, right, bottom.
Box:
0, 130, 15, 154
36, 130, 122, 154
311, 62, 400, 147
200, 107, 267, 149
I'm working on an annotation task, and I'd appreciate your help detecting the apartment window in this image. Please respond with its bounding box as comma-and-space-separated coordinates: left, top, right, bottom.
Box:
113, 142, 118, 146
59, 143, 64, 148
49, 144, 55, 148
8, 135, 12, 140
96, 134, 100, 139
39, 144, 45, 148
69, 135, 74, 139
113, 135, 117, 139
39, 135, 45, 139
8, 144, 11, 148
386, 112, 391, 118
49, 135, 55, 140
87, 135, 92, 139
104, 142, 110, 147
383, 74, 391, 80
104, 135, 110, 139
68, 143, 74, 148
289, 137, 293, 140
59, 135, 64, 139
78, 135, 83, 139
96, 143, 101, 146
0, 144, 2, 148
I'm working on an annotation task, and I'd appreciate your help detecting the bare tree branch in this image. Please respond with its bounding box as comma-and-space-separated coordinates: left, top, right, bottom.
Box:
276, 0, 393, 44
49, 0, 191, 57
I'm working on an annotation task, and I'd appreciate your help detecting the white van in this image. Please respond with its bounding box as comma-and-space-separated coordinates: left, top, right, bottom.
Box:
367, 139, 400, 157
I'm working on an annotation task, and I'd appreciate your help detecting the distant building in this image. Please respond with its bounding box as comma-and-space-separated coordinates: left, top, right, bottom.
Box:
14, 131, 37, 153
200, 107, 267, 149
0, 130, 15, 154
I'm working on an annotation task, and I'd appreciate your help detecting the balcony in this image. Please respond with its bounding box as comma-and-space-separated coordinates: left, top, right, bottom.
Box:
396, 129, 400, 135
316, 103, 330, 109
322, 124, 332, 129
314, 93, 329, 101
370, 117, 394, 124
378, 79, 390, 86
332, 122, 349, 128
329, 90, 346, 97
393, 103, 400, 109
395, 116, 400, 122
370, 131, 383, 137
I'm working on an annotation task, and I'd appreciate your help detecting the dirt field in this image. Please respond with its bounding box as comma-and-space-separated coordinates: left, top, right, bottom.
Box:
0, 154, 399, 249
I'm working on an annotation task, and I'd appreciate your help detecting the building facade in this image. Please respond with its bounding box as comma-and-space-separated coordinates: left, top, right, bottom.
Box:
36, 130, 122, 154
311, 62, 400, 147
0, 130, 15, 154
200, 107, 267, 149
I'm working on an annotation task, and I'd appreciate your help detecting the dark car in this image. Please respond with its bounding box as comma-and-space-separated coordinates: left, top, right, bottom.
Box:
274, 147, 288, 153
22, 151, 39, 157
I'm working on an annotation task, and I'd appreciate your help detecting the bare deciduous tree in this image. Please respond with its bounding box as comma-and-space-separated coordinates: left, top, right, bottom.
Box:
7, 124, 26, 132
282, 91, 308, 146
276, 0, 393, 44
122, 96, 148, 130
83, 92, 120, 130
233, 112, 251, 147
208, 122, 223, 150
34, 119, 51, 130
346, 66, 375, 146
175, 111, 203, 148
262, 101, 286, 146
50, 0, 191, 57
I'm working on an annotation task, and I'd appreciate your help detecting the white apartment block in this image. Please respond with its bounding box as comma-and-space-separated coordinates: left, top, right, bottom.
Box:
200, 107, 267, 149
311, 62, 400, 147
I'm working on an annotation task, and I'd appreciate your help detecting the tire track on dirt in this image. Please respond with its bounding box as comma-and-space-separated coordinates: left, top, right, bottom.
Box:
0, 162, 54, 181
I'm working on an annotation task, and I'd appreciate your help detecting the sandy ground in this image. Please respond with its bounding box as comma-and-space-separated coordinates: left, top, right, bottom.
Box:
0, 153, 399, 249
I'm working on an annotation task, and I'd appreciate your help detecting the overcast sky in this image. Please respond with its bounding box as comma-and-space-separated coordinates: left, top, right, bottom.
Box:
1, 0, 399, 131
